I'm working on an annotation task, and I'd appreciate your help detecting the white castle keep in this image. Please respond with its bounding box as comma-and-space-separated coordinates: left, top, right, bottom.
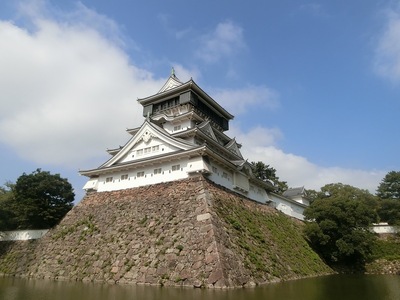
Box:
80, 70, 308, 219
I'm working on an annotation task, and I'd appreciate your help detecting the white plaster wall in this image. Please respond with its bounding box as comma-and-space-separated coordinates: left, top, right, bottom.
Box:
83, 178, 99, 190
207, 164, 233, 191
370, 224, 399, 234
163, 119, 193, 134
120, 138, 178, 164
233, 172, 250, 192
291, 196, 310, 206
269, 194, 306, 221
248, 184, 270, 204
206, 161, 269, 204
86, 157, 269, 204
187, 156, 210, 173
95, 158, 191, 192
0, 229, 49, 241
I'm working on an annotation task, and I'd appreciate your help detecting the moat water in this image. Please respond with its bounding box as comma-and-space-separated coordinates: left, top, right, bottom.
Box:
1, 274, 399, 300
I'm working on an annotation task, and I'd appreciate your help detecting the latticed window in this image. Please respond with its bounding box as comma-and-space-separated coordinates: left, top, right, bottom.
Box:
154, 168, 162, 174
172, 164, 180, 171
106, 177, 113, 182
137, 171, 144, 177
121, 174, 128, 180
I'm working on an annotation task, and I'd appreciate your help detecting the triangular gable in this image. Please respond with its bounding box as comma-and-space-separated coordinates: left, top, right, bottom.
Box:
225, 138, 243, 159
100, 121, 194, 168
158, 75, 183, 94
197, 121, 218, 143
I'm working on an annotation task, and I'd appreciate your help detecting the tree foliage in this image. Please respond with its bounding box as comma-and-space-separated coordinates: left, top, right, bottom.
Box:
377, 199, 400, 225
2, 169, 75, 230
251, 161, 288, 194
376, 171, 400, 200
376, 171, 400, 225
304, 183, 378, 266
0, 183, 17, 231
304, 189, 319, 203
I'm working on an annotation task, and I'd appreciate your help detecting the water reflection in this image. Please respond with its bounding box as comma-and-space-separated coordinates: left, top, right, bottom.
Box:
0, 275, 399, 300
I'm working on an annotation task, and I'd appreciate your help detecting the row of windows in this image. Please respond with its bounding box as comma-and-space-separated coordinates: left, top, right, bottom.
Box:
104, 165, 181, 183
211, 166, 229, 179
135, 145, 160, 157
153, 96, 180, 112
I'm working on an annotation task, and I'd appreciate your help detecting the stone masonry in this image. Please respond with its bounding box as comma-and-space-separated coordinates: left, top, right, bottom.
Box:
0, 175, 331, 288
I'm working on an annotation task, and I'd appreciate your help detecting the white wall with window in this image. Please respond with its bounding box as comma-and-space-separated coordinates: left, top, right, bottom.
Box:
163, 119, 193, 134
120, 139, 177, 164
203, 160, 270, 204
83, 155, 294, 218
92, 158, 190, 192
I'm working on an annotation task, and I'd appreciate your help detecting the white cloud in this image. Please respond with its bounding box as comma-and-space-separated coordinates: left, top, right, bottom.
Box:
211, 85, 279, 115
196, 21, 246, 63
231, 126, 385, 193
0, 1, 385, 195
229, 125, 283, 149
374, 6, 400, 83
0, 2, 165, 167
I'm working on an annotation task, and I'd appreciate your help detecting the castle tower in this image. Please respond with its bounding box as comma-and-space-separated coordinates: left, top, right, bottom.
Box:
80, 71, 274, 203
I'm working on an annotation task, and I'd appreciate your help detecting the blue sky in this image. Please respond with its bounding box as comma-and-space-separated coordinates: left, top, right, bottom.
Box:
0, 0, 399, 201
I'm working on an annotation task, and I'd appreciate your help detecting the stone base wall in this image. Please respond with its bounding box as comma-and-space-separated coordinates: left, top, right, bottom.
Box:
0, 176, 331, 288
366, 259, 400, 275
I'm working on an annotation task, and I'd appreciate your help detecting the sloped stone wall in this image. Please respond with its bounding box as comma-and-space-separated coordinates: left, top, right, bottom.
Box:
0, 176, 332, 287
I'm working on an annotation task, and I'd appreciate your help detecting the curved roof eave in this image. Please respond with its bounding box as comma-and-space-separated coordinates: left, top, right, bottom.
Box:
138, 79, 234, 120
195, 130, 243, 161
138, 81, 192, 104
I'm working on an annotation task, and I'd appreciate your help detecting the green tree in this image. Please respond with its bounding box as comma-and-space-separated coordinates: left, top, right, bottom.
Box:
304, 183, 378, 266
12, 169, 75, 229
0, 183, 17, 230
251, 161, 288, 194
376, 171, 400, 225
378, 199, 400, 225
377, 171, 400, 200
304, 188, 319, 203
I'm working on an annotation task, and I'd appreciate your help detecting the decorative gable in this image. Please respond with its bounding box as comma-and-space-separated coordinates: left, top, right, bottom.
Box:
100, 121, 193, 168
158, 73, 183, 94
197, 121, 218, 142
225, 138, 243, 159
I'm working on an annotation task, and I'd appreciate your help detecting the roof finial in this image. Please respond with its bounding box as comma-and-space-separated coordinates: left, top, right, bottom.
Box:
171, 67, 175, 77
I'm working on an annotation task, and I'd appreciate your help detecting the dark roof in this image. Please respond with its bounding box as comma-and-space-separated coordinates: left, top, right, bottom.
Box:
283, 187, 305, 198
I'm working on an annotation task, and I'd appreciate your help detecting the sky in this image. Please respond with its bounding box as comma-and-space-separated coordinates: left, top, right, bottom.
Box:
1, 0, 399, 202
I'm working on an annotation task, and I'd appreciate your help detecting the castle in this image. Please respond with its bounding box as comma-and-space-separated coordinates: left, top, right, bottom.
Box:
80, 70, 308, 219
0, 71, 329, 288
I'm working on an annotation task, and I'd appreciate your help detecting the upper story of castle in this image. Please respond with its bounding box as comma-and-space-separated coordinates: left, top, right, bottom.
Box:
138, 69, 234, 133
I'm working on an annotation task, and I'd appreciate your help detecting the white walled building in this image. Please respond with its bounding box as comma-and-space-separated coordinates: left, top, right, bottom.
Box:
80, 71, 308, 219
269, 192, 308, 221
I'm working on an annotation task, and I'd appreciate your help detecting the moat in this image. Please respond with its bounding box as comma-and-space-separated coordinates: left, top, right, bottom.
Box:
1, 274, 399, 300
